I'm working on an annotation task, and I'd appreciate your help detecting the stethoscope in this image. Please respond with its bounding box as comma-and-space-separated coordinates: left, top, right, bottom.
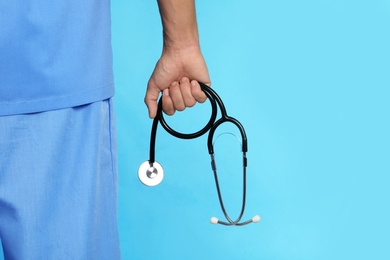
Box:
138, 82, 260, 226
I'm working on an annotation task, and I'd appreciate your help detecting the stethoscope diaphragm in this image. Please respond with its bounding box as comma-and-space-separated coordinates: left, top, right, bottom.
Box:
138, 160, 164, 186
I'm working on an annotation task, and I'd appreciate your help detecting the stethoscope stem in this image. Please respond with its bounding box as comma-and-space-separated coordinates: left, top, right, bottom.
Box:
149, 113, 160, 165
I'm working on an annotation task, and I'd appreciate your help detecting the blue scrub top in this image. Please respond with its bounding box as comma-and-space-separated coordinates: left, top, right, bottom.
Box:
0, 0, 114, 116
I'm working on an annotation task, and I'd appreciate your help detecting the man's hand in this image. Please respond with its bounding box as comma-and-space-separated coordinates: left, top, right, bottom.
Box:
145, 0, 211, 119
145, 46, 210, 118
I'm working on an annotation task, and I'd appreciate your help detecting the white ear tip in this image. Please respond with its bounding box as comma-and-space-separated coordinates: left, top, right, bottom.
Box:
252, 215, 261, 223
210, 217, 219, 224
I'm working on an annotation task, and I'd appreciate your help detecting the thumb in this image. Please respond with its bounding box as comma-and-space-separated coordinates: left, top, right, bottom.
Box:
144, 82, 161, 119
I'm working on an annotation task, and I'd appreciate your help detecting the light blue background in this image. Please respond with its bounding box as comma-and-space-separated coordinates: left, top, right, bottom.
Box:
1, 0, 388, 259
112, 0, 389, 259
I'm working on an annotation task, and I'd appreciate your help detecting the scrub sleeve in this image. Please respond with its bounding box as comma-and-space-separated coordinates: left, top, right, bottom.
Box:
0, 98, 120, 259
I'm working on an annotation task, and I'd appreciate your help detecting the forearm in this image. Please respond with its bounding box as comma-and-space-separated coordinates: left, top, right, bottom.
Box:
157, 0, 200, 51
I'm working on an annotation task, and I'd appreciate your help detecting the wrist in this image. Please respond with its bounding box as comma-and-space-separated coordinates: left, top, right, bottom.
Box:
161, 43, 202, 64
162, 23, 200, 52
163, 37, 200, 53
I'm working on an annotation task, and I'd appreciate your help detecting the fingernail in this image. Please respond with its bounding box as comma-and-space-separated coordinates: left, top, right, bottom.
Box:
164, 89, 169, 96
191, 80, 196, 87
181, 77, 189, 83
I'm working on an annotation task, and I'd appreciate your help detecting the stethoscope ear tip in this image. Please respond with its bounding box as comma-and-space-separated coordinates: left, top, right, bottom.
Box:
210, 217, 219, 224
252, 215, 261, 223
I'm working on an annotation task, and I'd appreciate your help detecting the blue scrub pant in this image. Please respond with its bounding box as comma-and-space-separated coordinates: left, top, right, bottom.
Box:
0, 99, 120, 259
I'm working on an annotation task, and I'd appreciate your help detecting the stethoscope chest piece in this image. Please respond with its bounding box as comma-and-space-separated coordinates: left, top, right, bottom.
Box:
138, 161, 164, 186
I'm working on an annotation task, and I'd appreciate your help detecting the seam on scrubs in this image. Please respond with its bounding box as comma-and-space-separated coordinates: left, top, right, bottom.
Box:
107, 98, 116, 187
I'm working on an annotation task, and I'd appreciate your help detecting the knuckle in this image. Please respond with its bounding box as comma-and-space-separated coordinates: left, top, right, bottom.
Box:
185, 99, 196, 107
198, 96, 207, 103
175, 104, 186, 111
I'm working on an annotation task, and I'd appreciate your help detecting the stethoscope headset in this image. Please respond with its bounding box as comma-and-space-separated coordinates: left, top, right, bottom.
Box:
138, 82, 260, 226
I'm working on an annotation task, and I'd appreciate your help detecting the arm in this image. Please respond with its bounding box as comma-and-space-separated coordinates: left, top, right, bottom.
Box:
145, 0, 211, 118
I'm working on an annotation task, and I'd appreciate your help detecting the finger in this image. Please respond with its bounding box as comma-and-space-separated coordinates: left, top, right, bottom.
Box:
145, 80, 162, 118
190, 80, 207, 103
168, 81, 185, 111
162, 88, 175, 116
179, 77, 196, 107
